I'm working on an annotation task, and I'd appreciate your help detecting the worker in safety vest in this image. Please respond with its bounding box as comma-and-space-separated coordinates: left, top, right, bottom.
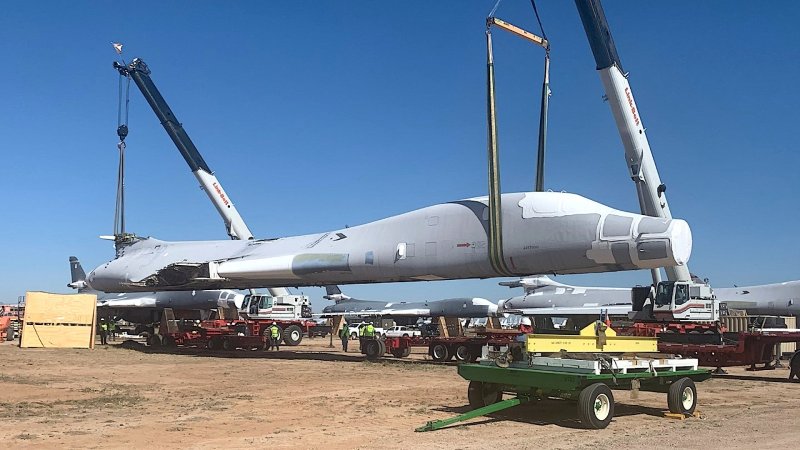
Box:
99, 319, 108, 345
108, 320, 117, 341
339, 323, 350, 352
268, 323, 281, 351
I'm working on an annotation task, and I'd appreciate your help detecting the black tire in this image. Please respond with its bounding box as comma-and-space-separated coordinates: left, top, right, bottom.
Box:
364, 340, 382, 360
401, 346, 411, 358
221, 338, 234, 351
146, 334, 162, 347
454, 345, 471, 362
402, 333, 409, 338
467, 381, 502, 409
283, 325, 303, 346
162, 336, 176, 347
431, 343, 450, 362
578, 383, 615, 429
206, 337, 221, 350
350, 332, 358, 340
468, 346, 481, 363
377, 339, 386, 356
667, 377, 697, 415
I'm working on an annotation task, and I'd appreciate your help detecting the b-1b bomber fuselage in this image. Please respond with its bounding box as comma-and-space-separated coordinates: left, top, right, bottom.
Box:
86, 192, 692, 293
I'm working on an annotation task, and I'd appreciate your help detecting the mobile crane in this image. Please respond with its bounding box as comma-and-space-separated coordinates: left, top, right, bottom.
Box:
575, 0, 717, 324
113, 56, 314, 345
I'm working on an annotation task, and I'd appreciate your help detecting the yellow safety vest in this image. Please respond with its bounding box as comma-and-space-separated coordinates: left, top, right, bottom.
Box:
270, 326, 280, 338
364, 324, 375, 337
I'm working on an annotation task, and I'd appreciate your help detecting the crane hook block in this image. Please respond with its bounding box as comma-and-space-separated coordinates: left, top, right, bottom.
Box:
117, 124, 129, 141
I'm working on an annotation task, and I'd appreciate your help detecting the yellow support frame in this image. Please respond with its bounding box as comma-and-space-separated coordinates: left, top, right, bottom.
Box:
526, 322, 657, 353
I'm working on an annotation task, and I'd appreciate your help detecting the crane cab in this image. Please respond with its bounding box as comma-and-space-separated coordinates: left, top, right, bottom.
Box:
652, 281, 718, 322
241, 293, 312, 320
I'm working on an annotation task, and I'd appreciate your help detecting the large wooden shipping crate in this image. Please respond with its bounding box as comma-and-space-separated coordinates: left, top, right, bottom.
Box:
20, 292, 97, 349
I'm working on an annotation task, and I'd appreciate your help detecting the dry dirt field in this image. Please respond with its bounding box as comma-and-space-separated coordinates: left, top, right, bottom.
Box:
2, 337, 799, 449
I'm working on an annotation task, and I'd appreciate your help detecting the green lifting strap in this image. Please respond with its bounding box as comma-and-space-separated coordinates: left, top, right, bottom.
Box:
486, 30, 514, 277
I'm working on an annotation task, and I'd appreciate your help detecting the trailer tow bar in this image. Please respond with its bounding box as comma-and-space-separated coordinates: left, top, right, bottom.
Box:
415, 396, 529, 432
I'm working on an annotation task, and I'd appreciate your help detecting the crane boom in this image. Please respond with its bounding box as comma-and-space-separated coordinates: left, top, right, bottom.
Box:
114, 58, 254, 241
574, 0, 690, 282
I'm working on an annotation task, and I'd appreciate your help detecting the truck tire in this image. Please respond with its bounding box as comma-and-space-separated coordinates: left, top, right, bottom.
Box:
162, 336, 177, 347
350, 332, 358, 340
364, 340, 382, 360
431, 343, 450, 362
454, 345, 471, 362
667, 377, 697, 415
146, 334, 162, 347
467, 381, 502, 409
789, 350, 800, 380
283, 325, 303, 346
207, 337, 221, 350
468, 346, 481, 362
222, 338, 235, 351
578, 383, 614, 429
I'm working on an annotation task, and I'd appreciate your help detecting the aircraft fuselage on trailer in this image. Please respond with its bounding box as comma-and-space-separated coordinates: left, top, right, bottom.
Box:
321, 297, 498, 319
498, 276, 800, 317
87, 192, 692, 293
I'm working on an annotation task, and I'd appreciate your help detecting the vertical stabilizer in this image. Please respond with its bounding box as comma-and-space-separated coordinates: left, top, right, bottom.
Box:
68, 256, 88, 291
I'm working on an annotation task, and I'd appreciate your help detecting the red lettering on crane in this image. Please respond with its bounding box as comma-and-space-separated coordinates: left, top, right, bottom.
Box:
624, 87, 641, 126
212, 182, 231, 207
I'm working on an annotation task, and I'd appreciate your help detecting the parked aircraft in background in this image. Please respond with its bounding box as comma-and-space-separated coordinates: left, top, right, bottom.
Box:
320, 285, 497, 324
86, 192, 692, 293
69, 257, 243, 323
497, 275, 800, 317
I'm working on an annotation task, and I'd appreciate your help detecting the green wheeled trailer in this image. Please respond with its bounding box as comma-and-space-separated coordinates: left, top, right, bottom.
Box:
417, 362, 712, 431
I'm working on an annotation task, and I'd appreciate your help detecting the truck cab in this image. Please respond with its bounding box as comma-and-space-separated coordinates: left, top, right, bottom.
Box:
652, 281, 718, 322
240, 294, 312, 320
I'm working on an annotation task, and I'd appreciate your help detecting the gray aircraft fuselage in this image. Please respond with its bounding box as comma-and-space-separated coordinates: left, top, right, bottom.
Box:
321, 297, 497, 319
71, 256, 243, 322
86, 192, 692, 293
499, 277, 800, 316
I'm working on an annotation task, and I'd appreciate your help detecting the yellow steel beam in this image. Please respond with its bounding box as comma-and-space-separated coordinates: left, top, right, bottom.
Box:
487, 17, 549, 49
525, 322, 658, 353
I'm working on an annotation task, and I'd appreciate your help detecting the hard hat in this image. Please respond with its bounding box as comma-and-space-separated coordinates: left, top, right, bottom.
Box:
521, 317, 532, 326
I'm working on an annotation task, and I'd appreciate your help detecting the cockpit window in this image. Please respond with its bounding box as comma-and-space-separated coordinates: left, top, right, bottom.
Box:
654, 283, 673, 307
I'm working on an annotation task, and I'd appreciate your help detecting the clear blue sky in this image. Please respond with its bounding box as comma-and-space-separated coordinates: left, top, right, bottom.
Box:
1, 1, 798, 305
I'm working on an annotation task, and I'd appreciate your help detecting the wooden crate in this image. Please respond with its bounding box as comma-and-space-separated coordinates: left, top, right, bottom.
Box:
20, 292, 97, 349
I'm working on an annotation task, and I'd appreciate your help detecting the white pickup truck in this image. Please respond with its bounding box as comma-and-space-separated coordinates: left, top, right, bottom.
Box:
384, 325, 422, 338
346, 322, 385, 339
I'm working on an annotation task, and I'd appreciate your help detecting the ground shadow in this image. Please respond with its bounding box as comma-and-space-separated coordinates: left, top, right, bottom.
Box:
713, 373, 799, 384
115, 340, 459, 367
427, 397, 667, 430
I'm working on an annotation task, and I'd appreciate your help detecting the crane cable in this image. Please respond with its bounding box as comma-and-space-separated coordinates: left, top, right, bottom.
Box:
113, 44, 130, 239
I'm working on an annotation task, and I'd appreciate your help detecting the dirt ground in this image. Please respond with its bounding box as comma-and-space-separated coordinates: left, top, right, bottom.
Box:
2, 337, 798, 449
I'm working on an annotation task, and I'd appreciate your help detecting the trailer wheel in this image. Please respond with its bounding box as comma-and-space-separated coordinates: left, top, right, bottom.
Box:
364, 340, 382, 360
788, 351, 800, 380
221, 338, 235, 351
401, 346, 411, 357
578, 383, 614, 429
431, 343, 450, 362
667, 377, 697, 415
467, 381, 502, 409
146, 334, 162, 347
162, 336, 176, 347
468, 346, 481, 362
207, 338, 221, 350
454, 345, 471, 362
283, 325, 303, 346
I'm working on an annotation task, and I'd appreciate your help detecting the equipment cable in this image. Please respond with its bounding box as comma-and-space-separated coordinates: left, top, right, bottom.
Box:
113, 46, 131, 238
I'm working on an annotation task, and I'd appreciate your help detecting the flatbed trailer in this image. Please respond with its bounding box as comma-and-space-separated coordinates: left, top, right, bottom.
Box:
417, 358, 711, 431
658, 330, 800, 371
370, 329, 523, 362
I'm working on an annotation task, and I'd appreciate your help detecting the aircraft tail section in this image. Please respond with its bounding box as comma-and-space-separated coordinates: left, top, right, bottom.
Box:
323, 285, 350, 303
68, 256, 88, 291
